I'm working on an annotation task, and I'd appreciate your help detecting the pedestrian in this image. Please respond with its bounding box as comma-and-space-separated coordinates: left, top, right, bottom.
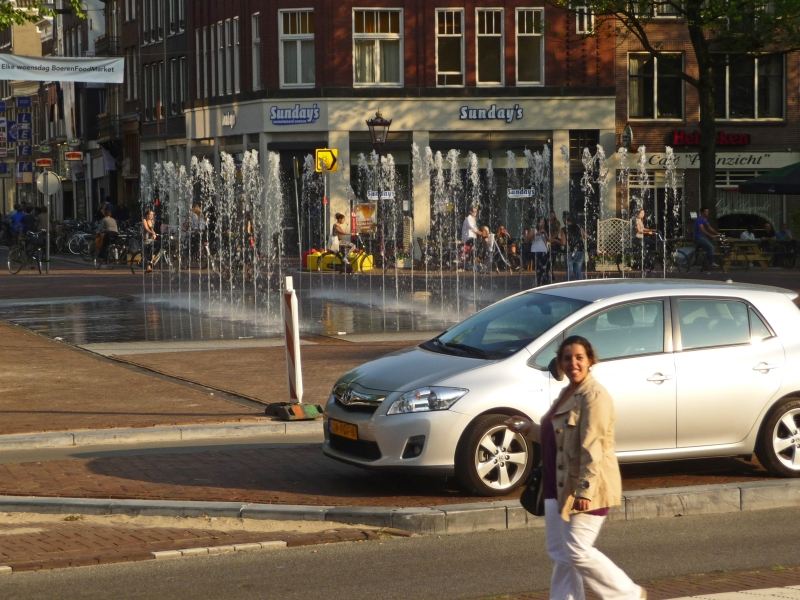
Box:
461, 205, 479, 268
561, 214, 586, 280
510, 336, 645, 600
531, 217, 551, 285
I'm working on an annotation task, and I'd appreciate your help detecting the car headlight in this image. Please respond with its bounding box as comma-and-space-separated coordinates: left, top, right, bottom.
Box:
386, 387, 468, 415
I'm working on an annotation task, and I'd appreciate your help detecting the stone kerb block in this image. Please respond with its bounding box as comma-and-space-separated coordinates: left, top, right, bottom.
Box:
624, 486, 741, 520
325, 506, 395, 528
438, 502, 509, 534
240, 504, 332, 521
739, 480, 800, 511
390, 508, 447, 534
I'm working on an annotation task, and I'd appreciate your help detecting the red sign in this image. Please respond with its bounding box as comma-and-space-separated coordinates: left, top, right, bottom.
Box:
35, 158, 53, 168
64, 151, 83, 161
672, 130, 751, 147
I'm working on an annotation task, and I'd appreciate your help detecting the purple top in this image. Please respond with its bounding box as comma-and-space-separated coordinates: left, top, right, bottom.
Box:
540, 408, 609, 516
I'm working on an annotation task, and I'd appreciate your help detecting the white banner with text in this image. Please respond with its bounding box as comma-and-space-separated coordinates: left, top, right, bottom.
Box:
0, 55, 124, 83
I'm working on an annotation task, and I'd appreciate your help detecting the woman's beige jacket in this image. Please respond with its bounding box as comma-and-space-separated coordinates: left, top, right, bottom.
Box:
550, 373, 622, 521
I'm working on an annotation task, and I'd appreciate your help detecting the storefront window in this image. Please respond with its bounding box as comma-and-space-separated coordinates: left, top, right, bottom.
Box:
714, 54, 784, 119
628, 53, 682, 119
516, 8, 543, 85
353, 9, 402, 86
476, 8, 503, 85
280, 9, 315, 87
436, 9, 464, 87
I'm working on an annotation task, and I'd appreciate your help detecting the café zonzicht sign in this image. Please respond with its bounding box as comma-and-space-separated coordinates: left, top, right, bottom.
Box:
0, 55, 124, 84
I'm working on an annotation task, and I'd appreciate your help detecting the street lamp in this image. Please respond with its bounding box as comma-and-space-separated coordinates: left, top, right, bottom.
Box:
365, 111, 391, 267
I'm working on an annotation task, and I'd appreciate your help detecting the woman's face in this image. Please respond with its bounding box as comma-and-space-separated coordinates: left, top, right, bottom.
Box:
146, 211, 154, 220
559, 343, 592, 386
638, 209, 645, 219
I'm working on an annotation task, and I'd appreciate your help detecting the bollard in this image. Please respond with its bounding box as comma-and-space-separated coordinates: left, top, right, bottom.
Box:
265, 276, 321, 420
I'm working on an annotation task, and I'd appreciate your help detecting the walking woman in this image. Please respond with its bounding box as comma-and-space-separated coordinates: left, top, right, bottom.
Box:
530, 217, 551, 285
512, 336, 644, 599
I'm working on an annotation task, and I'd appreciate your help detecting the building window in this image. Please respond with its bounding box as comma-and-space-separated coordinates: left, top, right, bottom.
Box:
632, 1, 683, 18
216, 21, 224, 96
224, 18, 232, 95
714, 54, 783, 120
209, 25, 216, 97
280, 9, 315, 87
435, 9, 463, 87
574, 5, 594, 34
516, 8, 543, 85
143, 64, 151, 120
628, 53, 683, 119
476, 8, 503, 85
169, 58, 177, 115
353, 8, 401, 86
251, 13, 262, 91
233, 17, 240, 94
195, 29, 201, 98
180, 56, 187, 109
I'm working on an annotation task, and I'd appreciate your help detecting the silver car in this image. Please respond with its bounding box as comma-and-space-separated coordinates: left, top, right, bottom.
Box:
323, 279, 800, 496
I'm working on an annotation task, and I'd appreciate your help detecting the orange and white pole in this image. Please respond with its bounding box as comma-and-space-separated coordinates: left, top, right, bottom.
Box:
283, 276, 304, 403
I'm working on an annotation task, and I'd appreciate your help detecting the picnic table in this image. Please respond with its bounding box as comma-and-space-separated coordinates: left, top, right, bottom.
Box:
722, 239, 771, 270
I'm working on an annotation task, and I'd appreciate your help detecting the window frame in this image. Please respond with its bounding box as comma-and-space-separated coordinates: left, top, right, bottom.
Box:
251, 12, 262, 91
475, 7, 505, 87
713, 53, 785, 121
573, 4, 594, 34
515, 7, 544, 87
627, 51, 684, 121
352, 7, 404, 88
279, 8, 316, 89
435, 8, 465, 88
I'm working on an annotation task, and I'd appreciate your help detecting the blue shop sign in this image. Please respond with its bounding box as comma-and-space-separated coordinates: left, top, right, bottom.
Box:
0, 101, 6, 112
17, 161, 32, 172
17, 144, 32, 157
269, 103, 320, 126
16, 97, 32, 109
17, 112, 32, 124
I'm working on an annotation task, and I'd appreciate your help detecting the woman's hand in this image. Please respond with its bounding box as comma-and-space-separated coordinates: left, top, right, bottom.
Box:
573, 497, 591, 511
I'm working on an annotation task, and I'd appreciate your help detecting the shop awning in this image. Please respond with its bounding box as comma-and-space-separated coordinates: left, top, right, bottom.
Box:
738, 162, 800, 195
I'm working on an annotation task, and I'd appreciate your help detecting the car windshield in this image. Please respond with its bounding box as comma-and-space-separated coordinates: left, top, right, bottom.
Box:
421, 292, 589, 359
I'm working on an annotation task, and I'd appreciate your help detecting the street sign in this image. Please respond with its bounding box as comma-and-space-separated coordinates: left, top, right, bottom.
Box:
64, 150, 83, 161
18, 144, 32, 157
315, 148, 338, 173
367, 190, 395, 201
36, 171, 61, 195
35, 158, 53, 168
16, 97, 32, 109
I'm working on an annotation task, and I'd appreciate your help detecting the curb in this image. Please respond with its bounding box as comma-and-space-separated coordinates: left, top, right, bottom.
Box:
2, 478, 799, 535
151, 540, 287, 560
0, 420, 324, 451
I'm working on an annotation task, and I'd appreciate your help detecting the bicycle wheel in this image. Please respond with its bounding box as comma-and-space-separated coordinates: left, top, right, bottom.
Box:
7, 246, 25, 274
33, 251, 42, 275
129, 250, 143, 274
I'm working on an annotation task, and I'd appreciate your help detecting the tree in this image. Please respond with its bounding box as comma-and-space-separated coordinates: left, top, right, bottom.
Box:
548, 0, 800, 212
0, 1, 85, 27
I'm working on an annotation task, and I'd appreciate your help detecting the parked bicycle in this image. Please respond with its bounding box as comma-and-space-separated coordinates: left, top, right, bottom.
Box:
7, 230, 46, 274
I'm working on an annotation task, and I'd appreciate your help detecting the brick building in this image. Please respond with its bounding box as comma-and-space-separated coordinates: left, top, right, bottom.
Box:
185, 1, 618, 252
609, 9, 800, 236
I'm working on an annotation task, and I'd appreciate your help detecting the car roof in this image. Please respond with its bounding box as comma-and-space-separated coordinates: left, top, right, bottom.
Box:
533, 278, 798, 304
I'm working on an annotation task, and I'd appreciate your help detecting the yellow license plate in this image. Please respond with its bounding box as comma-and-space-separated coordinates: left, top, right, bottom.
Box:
329, 418, 358, 441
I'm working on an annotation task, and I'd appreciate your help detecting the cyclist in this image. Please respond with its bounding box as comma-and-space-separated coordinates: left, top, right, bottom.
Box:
141, 209, 158, 273
693, 207, 720, 273
96, 207, 118, 264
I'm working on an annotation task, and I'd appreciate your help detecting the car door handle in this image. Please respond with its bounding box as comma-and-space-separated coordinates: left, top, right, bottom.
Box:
753, 362, 779, 373
646, 373, 673, 384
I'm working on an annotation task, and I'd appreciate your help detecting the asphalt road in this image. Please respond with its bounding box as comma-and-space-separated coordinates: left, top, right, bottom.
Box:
2, 507, 798, 600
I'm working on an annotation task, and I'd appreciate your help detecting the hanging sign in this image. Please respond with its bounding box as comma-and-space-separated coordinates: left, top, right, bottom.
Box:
0, 55, 124, 83
508, 188, 534, 199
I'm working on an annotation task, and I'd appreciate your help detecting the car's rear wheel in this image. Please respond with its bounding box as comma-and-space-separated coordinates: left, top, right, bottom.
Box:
455, 414, 534, 496
756, 397, 800, 477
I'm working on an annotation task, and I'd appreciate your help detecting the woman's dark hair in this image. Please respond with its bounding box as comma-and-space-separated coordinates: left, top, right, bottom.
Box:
557, 335, 597, 366
335, 212, 344, 220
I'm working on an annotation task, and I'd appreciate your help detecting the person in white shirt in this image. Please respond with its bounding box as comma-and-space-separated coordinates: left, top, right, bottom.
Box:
461, 205, 479, 267
740, 227, 756, 241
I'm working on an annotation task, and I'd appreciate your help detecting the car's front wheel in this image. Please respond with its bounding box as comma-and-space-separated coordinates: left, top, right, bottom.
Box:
756, 397, 800, 477
455, 414, 534, 496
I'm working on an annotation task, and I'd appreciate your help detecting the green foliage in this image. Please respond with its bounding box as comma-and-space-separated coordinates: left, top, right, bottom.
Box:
0, 0, 85, 28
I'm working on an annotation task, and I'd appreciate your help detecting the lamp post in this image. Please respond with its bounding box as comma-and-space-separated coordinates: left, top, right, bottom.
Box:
366, 111, 391, 266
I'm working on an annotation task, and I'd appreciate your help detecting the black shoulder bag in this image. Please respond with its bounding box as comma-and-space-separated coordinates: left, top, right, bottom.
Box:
519, 463, 544, 516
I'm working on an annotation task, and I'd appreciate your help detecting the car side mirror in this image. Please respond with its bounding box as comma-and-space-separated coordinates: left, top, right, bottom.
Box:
548, 357, 563, 381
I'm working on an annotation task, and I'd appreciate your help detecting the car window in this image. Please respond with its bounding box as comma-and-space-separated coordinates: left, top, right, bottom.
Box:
749, 307, 773, 342
435, 292, 588, 358
531, 335, 562, 369
677, 298, 749, 350
565, 300, 665, 362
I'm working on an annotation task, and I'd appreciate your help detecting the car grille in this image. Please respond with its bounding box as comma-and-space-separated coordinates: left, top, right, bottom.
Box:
329, 433, 382, 461
333, 385, 385, 413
